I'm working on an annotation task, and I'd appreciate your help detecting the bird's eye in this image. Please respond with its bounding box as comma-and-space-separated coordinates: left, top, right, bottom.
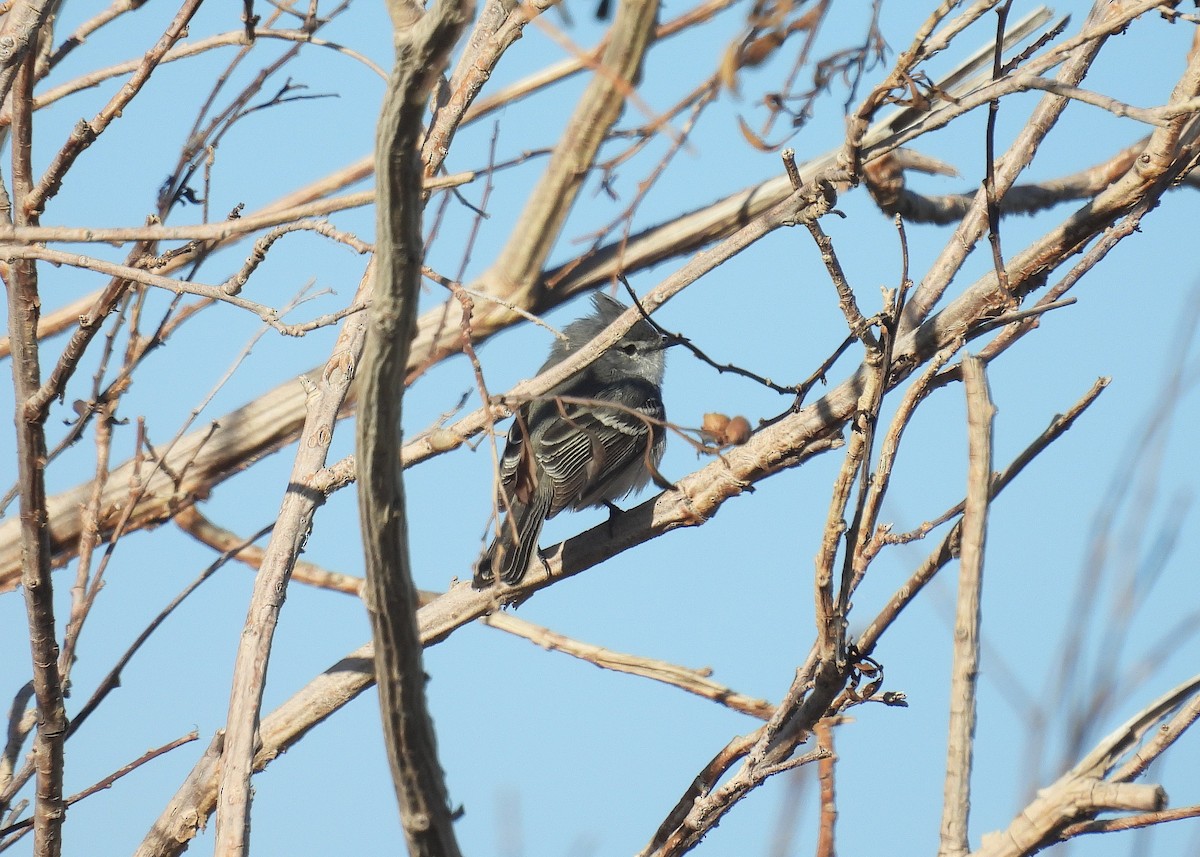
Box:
620, 342, 638, 355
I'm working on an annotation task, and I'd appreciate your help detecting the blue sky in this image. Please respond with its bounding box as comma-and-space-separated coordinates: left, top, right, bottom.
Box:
2, 2, 1199, 855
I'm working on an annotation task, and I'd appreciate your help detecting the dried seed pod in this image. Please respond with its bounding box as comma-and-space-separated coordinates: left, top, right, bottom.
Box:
724, 416, 751, 445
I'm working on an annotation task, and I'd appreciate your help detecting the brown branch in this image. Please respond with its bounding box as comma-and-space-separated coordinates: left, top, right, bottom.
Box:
0, 155, 395, 360
971, 675, 1200, 856
938, 355, 994, 857
1110, 675, 1200, 783
485, 613, 775, 719
812, 367, 874, 661
584, 75, 721, 247
176, 502, 769, 722
65, 521, 274, 744
464, 0, 736, 125
219, 218, 371, 296
7, 39, 65, 857
422, 0, 558, 176
858, 376, 1109, 656
26, 27, 388, 120
813, 720, 837, 857
173, 506, 363, 595
1016, 75, 1170, 125
350, 0, 472, 855
0, 683, 35, 815
210, 281, 373, 854
983, 2, 1013, 298
853, 337, 964, 576
1057, 804, 1200, 840
56, 397, 116, 688
47, 0, 159, 69
861, 137, 1174, 225
804, 193, 876, 346
0, 245, 365, 347
894, 4, 1119, 330
843, 0, 1001, 174
0, 189, 385, 247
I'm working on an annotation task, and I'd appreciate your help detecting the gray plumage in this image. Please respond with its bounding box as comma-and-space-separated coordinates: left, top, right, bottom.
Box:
474, 292, 667, 587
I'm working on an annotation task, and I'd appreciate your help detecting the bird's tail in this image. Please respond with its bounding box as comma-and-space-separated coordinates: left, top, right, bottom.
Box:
474, 487, 552, 587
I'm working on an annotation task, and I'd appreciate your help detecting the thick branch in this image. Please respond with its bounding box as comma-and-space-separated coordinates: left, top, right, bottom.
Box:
0, 0, 57, 109
354, 1, 471, 855
972, 675, 1200, 856
7, 41, 65, 857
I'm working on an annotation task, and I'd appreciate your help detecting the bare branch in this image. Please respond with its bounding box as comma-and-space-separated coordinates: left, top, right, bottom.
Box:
210, 272, 372, 856
484, 613, 775, 719
6, 37, 65, 857
350, 0, 473, 853
0, 245, 367, 348
972, 675, 1200, 856
813, 720, 837, 857
859, 376, 1109, 655
938, 355, 995, 857
0, 732, 198, 841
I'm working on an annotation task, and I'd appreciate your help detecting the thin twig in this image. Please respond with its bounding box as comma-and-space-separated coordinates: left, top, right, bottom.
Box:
66, 524, 274, 740
983, 1, 1014, 297
27, 0, 206, 215
858, 376, 1108, 655
0, 732, 199, 840
0, 245, 364, 349
484, 613, 775, 719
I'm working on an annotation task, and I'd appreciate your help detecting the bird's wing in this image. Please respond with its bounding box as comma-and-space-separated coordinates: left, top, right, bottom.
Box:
496, 408, 539, 506
534, 377, 664, 515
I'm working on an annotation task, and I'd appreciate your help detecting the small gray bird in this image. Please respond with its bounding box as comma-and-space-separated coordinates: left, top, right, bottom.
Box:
474, 292, 667, 587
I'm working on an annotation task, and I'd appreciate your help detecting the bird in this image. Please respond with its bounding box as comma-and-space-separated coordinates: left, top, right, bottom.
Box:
474, 292, 667, 587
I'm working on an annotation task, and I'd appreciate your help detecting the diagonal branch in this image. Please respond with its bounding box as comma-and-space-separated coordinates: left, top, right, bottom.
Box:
26, 0, 205, 216
209, 278, 374, 855
471, 0, 660, 322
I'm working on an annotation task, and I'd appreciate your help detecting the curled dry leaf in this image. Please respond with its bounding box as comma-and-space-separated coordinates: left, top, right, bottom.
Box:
701, 411, 730, 437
